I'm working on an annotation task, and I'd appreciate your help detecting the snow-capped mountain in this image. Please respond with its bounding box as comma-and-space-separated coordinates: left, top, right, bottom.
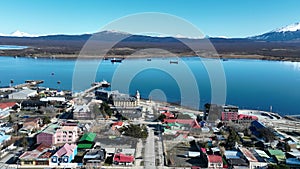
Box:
274, 22, 300, 32
0, 30, 38, 37
251, 22, 300, 41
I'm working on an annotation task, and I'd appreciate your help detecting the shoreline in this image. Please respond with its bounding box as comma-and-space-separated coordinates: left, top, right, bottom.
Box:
2, 53, 300, 62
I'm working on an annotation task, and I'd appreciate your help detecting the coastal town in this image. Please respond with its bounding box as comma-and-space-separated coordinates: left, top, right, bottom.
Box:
0, 80, 298, 169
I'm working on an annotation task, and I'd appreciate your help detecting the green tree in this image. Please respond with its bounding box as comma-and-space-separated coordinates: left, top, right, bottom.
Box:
8, 115, 13, 123
119, 124, 148, 138
21, 136, 29, 150
43, 116, 51, 124
226, 127, 240, 149
101, 102, 113, 117
157, 114, 166, 122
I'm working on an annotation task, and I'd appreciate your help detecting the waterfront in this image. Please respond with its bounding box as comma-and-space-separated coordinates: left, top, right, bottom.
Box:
0, 56, 300, 115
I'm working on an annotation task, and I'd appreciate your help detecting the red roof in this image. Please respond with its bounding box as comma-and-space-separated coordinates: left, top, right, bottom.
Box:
0, 102, 16, 110
238, 114, 258, 120
207, 155, 222, 163
113, 153, 134, 163
35, 143, 52, 152
163, 119, 200, 128
162, 112, 175, 118
113, 121, 123, 126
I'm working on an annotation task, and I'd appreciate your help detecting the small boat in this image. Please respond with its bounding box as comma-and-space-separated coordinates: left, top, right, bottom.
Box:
147, 58, 152, 61
170, 60, 179, 64
111, 58, 122, 63
223, 59, 229, 61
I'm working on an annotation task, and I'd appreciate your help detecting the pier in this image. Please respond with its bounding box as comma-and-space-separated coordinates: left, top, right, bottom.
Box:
13, 80, 44, 89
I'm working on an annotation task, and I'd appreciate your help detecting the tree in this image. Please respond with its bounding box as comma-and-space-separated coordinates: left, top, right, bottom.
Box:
119, 124, 148, 138
8, 115, 13, 123
157, 114, 166, 122
101, 102, 113, 117
21, 136, 29, 150
258, 127, 275, 142
226, 127, 240, 149
43, 116, 51, 124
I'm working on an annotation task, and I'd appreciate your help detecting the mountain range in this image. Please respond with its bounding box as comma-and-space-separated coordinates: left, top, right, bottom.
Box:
1, 22, 300, 61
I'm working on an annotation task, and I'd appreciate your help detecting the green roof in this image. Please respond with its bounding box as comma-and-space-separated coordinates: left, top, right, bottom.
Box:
268, 149, 286, 161
79, 132, 96, 142
77, 143, 94, 149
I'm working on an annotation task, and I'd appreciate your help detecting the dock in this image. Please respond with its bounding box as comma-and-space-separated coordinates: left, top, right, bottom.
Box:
13, 80, 44, 89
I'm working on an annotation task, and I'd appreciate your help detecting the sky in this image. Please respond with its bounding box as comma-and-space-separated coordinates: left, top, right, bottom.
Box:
1, 0, 300, 38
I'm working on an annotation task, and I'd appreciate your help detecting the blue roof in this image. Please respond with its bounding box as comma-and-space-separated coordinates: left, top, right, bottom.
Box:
286, 158, 300, 165
251, 120, 266, 129
0, 132, 11, 144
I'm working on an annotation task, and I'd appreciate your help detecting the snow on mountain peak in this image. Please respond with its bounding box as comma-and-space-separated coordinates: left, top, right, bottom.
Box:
10, 30, 37, 37
0, 30, 38, 37
274, 22, 300, 32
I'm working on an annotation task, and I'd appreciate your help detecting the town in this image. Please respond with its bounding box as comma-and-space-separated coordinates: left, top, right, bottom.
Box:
0, 80, 299, 169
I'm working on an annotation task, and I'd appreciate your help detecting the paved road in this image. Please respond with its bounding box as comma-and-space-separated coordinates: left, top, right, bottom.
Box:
144, 127, 156, 169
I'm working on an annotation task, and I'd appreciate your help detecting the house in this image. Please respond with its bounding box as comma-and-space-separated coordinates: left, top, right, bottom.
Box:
207, 155, 223, 168
19, 143, 52, 166
37, 123, 79, 145
113, 153, 134, 166
40, 97, 66, 103
115, 108, 142, 120
77, 132, 96, 149
8, 89, 37, 100
112, 121, 124, 130
0, 102, 17, 111
224, 150, 248, 168
0, 132, 11, 146
163, 119, 200, 130
83, 148, 106, 164
238, 147, 268, 169
267, 149, 286, 164
73, 104, 91, 120
23, 117, 43, 130
50, 143, 77, 166
286, 158, 300, 168
21, 100, 47, 111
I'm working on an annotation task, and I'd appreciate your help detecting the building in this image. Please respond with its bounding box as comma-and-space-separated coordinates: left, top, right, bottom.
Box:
21, 100, 47, 111
77, 132, 96, 149
0, 102, 17, 111
238, 147, 268, 169
163, 119, 201, 130
50, 143, 77, 166
111, 93, 138, 108
83, 148, 106, 165
73, 104, 91, 120
95, 89, 119, 102
0, 132, 11, 147
267, 149, 286, 164
8, 89, 37, 100
221, 105, 239, 121
20, 117, 43, 134
204, 104, 238, 122
37, 123, 79, 145
19, 143, 52, 166
207, 155, 223, 168
113, 153, 134, 166
224, 150, 248, 168
237, 114, 258, 124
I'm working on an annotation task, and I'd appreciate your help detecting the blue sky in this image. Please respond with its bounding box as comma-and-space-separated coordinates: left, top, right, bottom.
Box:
1, 0, 300, 37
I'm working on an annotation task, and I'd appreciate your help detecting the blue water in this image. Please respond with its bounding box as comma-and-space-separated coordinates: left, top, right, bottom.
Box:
0, 45, 28, 50
0, 56, 300, 115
